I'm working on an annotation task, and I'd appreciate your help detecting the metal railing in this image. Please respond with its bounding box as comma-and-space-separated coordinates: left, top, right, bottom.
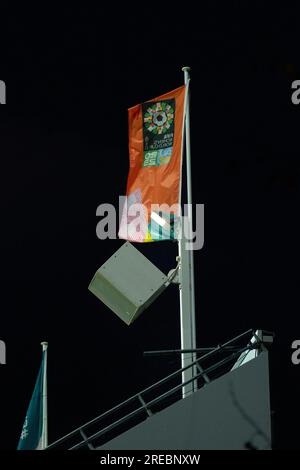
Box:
47, 329, 270, 450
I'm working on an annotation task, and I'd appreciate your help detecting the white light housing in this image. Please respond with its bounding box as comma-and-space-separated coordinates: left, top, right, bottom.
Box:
88, 242, 168, 325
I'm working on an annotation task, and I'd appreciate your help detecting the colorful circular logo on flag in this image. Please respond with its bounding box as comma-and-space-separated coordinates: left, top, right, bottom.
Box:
144, 101, 174, 135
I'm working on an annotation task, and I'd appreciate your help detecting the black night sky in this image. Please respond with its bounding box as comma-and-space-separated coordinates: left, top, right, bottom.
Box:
0, 4, 300, 451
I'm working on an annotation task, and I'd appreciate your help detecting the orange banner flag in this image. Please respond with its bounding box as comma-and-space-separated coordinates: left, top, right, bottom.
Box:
119, 85, 186, 243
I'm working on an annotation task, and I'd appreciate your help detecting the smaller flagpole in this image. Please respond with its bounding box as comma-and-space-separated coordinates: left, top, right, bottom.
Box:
40, 341, 48, 449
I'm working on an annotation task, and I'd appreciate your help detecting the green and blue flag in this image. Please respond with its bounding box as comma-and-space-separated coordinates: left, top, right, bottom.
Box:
17, 350, 46, 450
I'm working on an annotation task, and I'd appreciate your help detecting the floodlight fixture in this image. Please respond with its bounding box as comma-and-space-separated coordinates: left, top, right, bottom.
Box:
88, 242, 169, 325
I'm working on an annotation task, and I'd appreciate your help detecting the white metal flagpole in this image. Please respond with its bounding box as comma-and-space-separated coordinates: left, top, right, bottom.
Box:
178, 66, 197, 398
183, 67, 197, 381
40, 341, 48, 449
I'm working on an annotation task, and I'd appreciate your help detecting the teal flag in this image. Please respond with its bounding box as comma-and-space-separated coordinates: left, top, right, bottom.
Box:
17, 351, 46, 450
